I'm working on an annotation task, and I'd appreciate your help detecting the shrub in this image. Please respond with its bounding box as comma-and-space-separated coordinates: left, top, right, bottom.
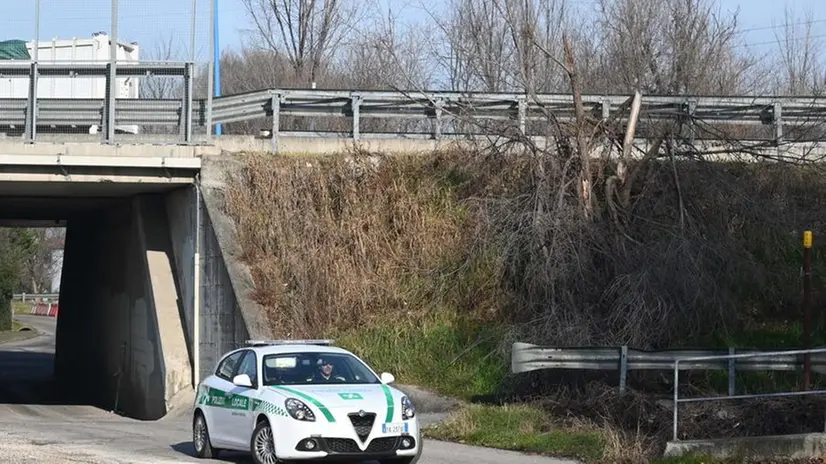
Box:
0, 298, 11, 332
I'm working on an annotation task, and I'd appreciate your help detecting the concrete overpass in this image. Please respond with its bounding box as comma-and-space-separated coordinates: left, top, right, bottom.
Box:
0, 140, 272, 421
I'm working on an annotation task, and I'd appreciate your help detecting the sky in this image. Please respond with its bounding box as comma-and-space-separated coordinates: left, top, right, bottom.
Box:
1, 0, 825, 63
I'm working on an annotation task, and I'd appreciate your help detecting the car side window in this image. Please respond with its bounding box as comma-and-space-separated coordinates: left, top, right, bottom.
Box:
237, 350, 258, 387
216, 351, 244, 381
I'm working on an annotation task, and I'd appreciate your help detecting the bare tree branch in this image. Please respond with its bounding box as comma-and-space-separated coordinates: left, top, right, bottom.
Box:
240, 0, 360, 84
772, 5, 826, 96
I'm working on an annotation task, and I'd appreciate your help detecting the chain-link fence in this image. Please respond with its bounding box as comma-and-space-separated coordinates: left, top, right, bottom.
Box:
0, 0, 213, 144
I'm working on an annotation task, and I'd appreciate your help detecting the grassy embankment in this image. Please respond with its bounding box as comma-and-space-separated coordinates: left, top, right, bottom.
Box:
0, 301, 34, 343
223, 148, 826, 463
11, 300, 30, 315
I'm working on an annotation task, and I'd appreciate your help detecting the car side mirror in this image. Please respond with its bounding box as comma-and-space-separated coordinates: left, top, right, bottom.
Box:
232, 374, 253, 388
380, 372, 395, 384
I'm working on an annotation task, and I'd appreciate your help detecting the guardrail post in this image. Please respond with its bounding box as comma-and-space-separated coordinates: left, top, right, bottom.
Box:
673, 359, 680, 441
686, 100, 697, 146
773, 102, 783, 146
351, 94, 361, 142
25, 62, 38, 142
517, 96, 527, 134
104, 62, 116, 144
601, 98, 611, 151
270, 92, 281, 153
619, 345, 628, 393
803, 230, 813, 390
105, 0, 118, 145
728, 347, 735, 396
181, 62, 194, 144
434, 97, 443, 140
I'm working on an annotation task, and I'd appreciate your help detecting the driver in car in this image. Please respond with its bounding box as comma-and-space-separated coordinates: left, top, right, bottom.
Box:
307, 357, 346, 382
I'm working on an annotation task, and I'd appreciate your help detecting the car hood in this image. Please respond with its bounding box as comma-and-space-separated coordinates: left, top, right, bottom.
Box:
266, 383, 403, 422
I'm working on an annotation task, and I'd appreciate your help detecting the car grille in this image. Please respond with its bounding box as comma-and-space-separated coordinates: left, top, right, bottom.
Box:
348, 412, 376, 442
366, 437, 399, 452
321, 437, 400, 454
325, 438, 361, 453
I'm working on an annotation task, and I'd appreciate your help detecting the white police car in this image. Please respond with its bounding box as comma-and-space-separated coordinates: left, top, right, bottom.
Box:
191, 339, 422, 464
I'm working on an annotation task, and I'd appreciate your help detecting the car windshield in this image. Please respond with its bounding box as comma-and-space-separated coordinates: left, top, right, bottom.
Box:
262, 352, 381, 386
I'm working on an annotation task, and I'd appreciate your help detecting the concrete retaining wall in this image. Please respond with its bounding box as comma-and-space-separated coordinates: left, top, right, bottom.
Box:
665, 433, 826, 460
165, 173, 273, 384
196, 156, 273, 381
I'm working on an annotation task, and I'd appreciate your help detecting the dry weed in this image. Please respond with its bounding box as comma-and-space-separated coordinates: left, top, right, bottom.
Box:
223, 146, 826, 350
223, 147, 497, 337
537, 381, 826, 461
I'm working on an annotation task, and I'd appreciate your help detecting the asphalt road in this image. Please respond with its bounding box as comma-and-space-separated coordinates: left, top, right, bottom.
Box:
0, 314, 578, 464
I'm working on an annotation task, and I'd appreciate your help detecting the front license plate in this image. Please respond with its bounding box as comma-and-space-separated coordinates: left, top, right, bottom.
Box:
382, 422, 409, 434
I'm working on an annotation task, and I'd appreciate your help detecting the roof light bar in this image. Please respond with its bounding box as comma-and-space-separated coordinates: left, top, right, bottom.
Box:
245, 339, 336, 347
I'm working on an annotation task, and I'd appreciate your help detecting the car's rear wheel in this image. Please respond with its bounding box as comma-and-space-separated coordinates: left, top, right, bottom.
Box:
251, 419, 282, 464
192, 411, 219, 459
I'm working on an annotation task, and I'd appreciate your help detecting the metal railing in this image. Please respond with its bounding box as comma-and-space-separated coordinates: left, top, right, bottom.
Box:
512, 342, 826, 390
512, 342, 826, 441
4, 66, 826, 145
206, 89, 826, 146
672, 348, 826, 441
0, 62, 195, 144
12, 292, 58, 302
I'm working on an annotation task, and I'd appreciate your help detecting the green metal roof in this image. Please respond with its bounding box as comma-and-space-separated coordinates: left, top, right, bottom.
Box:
0, 40, 31, 60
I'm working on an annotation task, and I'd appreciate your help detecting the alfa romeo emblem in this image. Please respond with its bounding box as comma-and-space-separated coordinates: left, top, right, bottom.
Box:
358, 410, 366, 417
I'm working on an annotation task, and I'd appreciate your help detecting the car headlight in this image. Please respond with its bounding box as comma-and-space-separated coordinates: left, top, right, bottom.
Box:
285, 398, 316, 422
401, 396, 415, 420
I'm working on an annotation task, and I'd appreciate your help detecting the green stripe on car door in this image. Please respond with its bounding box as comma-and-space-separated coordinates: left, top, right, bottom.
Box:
380, 384, 394, 423
270, 386, 336, 422
199, 386, 251, 410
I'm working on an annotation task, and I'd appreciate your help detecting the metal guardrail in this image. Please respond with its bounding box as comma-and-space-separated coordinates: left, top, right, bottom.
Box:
12, 292, 58, 301
203, 88, 825, 146
2, 61, 826, 145
672, 348, 826, 441
0, 62, 194, 144
512, 342, 826, 441
512, 342, 826, 387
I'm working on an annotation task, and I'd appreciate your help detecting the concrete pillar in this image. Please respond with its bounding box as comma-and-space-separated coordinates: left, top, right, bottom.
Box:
54, 194, 191, 420
165, 187, 196, 383
134, 194, 192, 413
53, 208, 116, 406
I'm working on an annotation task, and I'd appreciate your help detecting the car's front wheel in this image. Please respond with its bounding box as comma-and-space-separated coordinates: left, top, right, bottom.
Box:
192, 411, 219, 459
251, 419, 282, 464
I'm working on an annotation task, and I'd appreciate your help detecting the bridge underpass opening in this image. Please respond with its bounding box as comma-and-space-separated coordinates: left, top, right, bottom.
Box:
0, 223, 63, 410
0, 178, 198, 420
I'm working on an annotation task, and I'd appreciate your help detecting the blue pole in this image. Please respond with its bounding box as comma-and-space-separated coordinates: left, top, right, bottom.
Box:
213, 0, 222, 135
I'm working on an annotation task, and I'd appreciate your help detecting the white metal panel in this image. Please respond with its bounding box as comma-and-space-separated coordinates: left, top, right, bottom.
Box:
0, 34, 140, 101
0, 34, 142, 132
38, 38, 102, 99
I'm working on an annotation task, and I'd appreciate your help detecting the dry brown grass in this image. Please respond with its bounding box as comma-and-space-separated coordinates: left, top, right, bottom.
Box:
223, 147, 500, 337
223, 145, 826, 349
533, 381, 826, 462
